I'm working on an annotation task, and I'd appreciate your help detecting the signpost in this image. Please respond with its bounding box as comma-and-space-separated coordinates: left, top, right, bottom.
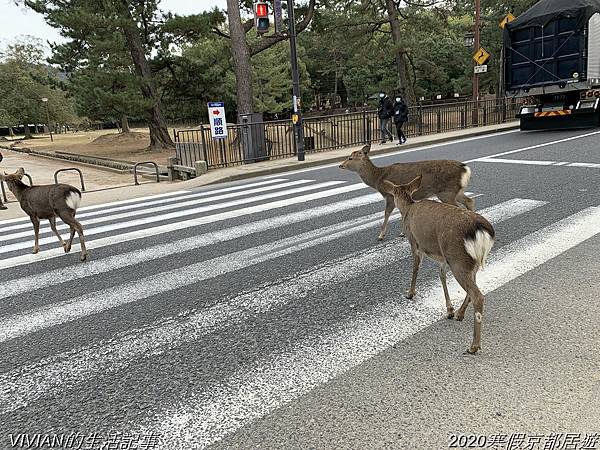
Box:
207, 102, 227, 139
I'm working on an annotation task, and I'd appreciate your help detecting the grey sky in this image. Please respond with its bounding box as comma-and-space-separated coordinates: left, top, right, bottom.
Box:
0, 0, 227, 51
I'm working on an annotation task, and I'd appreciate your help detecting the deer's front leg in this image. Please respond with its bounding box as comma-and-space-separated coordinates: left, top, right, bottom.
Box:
405, 249, 421, 299
30, 216, 40, 254
439, 264, 455, 319
378, 194, 395, 241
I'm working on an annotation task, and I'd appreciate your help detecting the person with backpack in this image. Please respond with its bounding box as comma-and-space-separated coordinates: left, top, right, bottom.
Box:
393, 95, 409, 144
377, 92, 394, 144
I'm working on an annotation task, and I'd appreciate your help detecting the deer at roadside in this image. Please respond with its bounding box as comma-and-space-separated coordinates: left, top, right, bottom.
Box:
0, 168, 89, 261
339, 144, 474, 240
382, 176, 494, 354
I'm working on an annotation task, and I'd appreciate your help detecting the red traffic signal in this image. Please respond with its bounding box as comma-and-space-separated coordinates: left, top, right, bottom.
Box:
254, 2, 270, 34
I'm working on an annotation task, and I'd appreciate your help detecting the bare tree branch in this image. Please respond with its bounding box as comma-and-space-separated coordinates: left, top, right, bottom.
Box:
212, 27, 231, 38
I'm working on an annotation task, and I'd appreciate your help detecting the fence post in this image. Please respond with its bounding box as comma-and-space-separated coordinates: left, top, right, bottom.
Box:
417, 104, 423, 136
483, 103, 488, 126
436, 110, 442, 133
502, 99, 507, 123
200, 123, 209, 165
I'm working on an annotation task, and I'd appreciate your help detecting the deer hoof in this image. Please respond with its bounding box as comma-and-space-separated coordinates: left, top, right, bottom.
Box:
80, 252, 88, 262
377, 235, 384, 241
446, 310, 455, 319
404, 291, 415, 300
0, 205, 7, 210
454, 314, 465, 322
32, 247, 39, 255
62, 243, 70, 253
465, 345, 480, 354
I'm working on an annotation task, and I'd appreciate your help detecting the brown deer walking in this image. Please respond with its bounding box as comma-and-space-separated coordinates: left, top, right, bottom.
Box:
339, 144, 474, 240
0, 168, 89, 261
382, 176, 494, 354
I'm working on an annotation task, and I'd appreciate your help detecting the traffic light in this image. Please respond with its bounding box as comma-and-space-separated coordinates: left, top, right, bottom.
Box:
254, 1, 270, 34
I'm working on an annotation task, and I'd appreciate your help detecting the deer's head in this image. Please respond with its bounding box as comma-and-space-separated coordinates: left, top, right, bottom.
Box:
381, 175, 422, 212
0, 168, 25, 190
339, 144, 371, 171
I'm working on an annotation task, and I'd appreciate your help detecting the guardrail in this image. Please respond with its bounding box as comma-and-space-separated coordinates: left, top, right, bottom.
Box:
174, 97, 522, 170
133, 161, 160, 185
54, 168, 86, 192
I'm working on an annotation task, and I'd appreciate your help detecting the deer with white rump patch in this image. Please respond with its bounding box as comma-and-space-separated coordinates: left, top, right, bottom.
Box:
382, 176, 494, 354
0, 168, 89, 261
339, 144, 474, 240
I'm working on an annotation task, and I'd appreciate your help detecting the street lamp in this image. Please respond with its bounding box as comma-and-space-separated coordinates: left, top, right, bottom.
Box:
41, 97, 53, 142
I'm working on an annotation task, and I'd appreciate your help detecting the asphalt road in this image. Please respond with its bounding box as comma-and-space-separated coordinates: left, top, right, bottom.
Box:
0, 128, 599, 450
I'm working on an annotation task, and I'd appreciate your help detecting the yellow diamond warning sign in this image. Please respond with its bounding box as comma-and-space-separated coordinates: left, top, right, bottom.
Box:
473, 47, 491, 65
499, 12, 516, 29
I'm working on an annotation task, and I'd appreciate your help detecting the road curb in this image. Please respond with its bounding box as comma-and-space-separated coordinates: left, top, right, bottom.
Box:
198, 123, 520, 186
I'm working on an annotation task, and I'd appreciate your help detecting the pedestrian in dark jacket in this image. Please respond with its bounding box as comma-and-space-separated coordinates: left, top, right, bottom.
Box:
377, 92, 394, 144
393, 95, 409, 144
0, 152, 6, 210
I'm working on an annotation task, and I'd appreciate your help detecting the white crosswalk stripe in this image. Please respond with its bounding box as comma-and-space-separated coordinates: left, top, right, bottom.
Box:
0, 198, 544, 413
1, 173, 597, 449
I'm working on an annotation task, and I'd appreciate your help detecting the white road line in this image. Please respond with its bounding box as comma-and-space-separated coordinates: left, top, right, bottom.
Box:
0, 179, 311, 239
465, 129, 600, 163
263, 129, 520, 178
0, 210, 396, 343
0, 183, 367, 270
476, 158, 558, 166
138, 204, 600, 449
0, 191, 191, 228
0, 180, 343, 255
475, 158, 600, 168
0, 192, 383, 300
568, 162, 600, 168
0, 198, 544, 414
0, 179, 289, 233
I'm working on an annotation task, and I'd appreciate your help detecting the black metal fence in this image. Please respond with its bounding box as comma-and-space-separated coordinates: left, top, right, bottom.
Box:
174, 97, 522, 170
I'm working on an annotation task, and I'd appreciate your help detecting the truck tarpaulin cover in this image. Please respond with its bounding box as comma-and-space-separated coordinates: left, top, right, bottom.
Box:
506, 0, 600, 31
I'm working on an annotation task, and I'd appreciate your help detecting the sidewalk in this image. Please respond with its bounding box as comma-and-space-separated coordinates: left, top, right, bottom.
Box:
0, 122, 518, 220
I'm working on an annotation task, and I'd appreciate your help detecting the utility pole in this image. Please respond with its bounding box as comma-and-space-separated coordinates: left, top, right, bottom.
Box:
287, 0, 305, 161
472, 0, 481, 126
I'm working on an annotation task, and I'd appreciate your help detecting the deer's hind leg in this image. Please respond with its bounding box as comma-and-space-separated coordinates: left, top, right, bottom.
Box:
452, 266, 485, 354
48, 217, 68, 252
59, 210, 88, 261
30, 216, 40, 254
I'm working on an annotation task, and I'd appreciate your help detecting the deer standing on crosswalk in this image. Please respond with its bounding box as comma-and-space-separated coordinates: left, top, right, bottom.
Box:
382, 176, 494, 354
339, 144, 474, 240
0, 168, 89, 261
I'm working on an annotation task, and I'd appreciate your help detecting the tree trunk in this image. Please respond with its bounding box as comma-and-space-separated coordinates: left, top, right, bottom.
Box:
118, 0, 174, 150
24, 124, 32, 139
385, 0, 412, 100
227, 0, 254, 115
121, 114, 130, 133
9, 127, 14, 137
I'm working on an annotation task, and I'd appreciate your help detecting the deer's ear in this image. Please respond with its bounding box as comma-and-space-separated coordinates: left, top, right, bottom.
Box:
15, 168, 25, 178
407, 175, 422, 194
382, 180, 398, 195
361, 144, 371, 155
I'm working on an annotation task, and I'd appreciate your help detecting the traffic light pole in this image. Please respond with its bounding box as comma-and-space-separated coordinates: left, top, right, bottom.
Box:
287, 0, 305, 161
472, 0, 481, 126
